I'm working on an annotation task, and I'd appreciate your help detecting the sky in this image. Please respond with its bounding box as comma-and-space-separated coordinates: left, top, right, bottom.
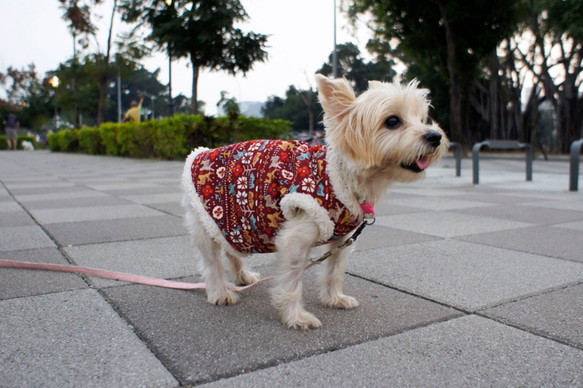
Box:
0, 0, 374, 115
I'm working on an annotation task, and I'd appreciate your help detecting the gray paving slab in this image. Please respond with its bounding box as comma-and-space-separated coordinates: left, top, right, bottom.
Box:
555, 220, 583, 231
347, 239, 583, 311
459, 225, 583, 263
201, 315, 583, 387
121, 192, 182, 205
352, 224, 439, 252
0, 289, 178, 387
1, 151, 583, 386
0, 225, 56, 251
0, 247, 88, 299
28, 203, 165, 224
0, 210, 36, 228
63, 235, 199, 288
13, 190, 109, 202
374, 211, 532, 238
102, 272, 462, 385
483, 283, 583, 348
452, 203, 583, 225
0, 201, 21, 212
45, 214, 186, 246
19, 195, 133, 210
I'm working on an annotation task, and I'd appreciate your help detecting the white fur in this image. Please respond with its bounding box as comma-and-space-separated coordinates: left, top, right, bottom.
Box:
22, 141, 34, 151
181, 74, 449, 329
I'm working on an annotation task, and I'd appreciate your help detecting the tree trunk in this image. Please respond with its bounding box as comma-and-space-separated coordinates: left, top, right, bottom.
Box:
97, 0, 117, 127
434, 1, 463, 145
191, 58, 200, 115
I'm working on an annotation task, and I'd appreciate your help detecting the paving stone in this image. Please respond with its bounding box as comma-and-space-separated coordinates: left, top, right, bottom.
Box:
0, 210, 36, 228
347, 239, 583, 311
0, 289, 178, 387
459, 225, 583, 263
45, 215, 186, 246
0, 225, 56, 252
452, 204, 583, 225
483, 283, 583, 348
374, 211, 532, 238
201, 315, 583, 387
63, 235, 200, 288
352, 224, 439, 252
102, 272, 462, 385
20, 195, 133, 209
28, 203, 165, 224
0, 247, 88, 300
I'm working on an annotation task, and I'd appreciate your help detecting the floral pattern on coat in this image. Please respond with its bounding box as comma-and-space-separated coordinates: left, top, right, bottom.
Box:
189, 140, 361, 253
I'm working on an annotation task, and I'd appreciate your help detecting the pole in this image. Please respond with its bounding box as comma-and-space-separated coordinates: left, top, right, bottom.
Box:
332, 0, 338, 78
168, 46, 174, 116
117, 73, 122, 123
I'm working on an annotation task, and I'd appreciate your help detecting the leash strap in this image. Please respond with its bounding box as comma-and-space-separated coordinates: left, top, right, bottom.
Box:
0, 259, 272, 292
0, 211, 376, 291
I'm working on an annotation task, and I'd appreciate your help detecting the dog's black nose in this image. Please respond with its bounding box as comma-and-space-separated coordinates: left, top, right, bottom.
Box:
424, 130, 442, 147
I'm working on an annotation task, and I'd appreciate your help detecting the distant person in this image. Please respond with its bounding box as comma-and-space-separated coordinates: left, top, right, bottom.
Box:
123, 93, 144, 123
3, 110, 20, 150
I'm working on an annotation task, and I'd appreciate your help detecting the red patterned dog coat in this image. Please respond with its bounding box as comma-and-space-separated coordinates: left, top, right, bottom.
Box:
186, 140, 362, 253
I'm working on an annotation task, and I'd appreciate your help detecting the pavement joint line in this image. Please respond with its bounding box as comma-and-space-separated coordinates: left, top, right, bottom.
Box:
345, 271, 473, 315
450, 235, 583, 266
474, 310, 583, 352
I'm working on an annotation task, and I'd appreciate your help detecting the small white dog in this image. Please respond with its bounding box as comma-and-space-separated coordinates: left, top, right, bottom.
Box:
21, 140, 35, 151
181, 74, 448, 329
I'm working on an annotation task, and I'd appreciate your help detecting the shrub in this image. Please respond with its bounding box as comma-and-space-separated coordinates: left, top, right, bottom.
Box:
0, 135, 36, 150
78, 127, 104, 155
48, 114, 293, 160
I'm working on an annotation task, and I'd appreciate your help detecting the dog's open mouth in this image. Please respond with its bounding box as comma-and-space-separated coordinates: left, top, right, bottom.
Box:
401, 156, 431, 173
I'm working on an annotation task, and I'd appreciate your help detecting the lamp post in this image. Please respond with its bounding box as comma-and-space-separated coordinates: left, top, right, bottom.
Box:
332, 0, 338, 78
166, 0, 174, 116
49, 75, 60, 131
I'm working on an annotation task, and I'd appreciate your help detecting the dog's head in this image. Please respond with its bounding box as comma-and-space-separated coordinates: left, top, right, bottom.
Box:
316, 74, 449, 184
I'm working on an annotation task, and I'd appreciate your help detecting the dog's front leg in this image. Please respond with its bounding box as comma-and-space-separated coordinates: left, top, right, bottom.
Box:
320, 237, 359, 309
271, 213, 322, 329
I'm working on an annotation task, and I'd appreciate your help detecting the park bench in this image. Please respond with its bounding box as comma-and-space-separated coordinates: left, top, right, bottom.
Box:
472, 139, 533, 184
569, 138, 583, 191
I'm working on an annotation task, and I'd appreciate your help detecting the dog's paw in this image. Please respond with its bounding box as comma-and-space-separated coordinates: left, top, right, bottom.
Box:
284, 310, 322, 330
323, 294, 360, 310
207, 288, 240, 306
236, 270, 260, 286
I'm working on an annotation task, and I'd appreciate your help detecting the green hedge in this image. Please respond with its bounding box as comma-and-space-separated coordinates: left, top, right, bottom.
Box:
0, 135, 37, 150
48, 114, 293, 160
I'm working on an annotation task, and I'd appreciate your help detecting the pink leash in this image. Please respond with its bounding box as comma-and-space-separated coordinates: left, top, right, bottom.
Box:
0, 204, 375, 293
0, 259, 272, 292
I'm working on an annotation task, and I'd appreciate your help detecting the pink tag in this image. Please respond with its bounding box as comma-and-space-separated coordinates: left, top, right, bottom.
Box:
360, 203, 375, 217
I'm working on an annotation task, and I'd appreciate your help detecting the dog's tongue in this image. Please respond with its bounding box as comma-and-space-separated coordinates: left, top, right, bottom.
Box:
416, 156, 430, 171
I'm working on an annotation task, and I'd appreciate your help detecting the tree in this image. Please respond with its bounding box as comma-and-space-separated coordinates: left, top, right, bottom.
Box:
0, 65, 54, 132
349, 0, 520, 147
60, 0, 148, 126
262, 86, 323, 133
514, 0, 583, 152
120, 0, 268, 115
318, 42, 396, 93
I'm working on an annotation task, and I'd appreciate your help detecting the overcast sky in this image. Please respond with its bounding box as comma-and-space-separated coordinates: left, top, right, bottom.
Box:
0, 0, 373, 114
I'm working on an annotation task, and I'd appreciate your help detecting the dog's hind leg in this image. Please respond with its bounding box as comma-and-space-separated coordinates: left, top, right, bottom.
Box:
320, 237, 359, 309
226, 252, 260, 286
271, 212, 322, 329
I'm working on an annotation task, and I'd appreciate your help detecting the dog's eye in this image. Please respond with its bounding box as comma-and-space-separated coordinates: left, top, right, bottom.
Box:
385, 116, 401, 129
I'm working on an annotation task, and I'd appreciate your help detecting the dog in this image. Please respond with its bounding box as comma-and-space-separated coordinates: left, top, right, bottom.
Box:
181, 74, 449, 329
21, 140, 35, 151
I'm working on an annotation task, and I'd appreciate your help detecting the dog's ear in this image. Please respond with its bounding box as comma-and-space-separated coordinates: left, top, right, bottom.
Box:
315, 74, 356, 119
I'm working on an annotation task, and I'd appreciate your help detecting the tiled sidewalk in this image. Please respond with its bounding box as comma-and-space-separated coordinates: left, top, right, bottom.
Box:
1, 150, 582, 387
